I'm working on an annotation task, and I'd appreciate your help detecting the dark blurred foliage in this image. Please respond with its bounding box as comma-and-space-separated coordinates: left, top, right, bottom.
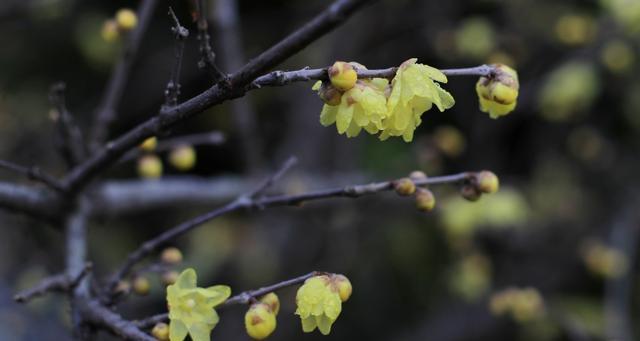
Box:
1, 0, 639, 340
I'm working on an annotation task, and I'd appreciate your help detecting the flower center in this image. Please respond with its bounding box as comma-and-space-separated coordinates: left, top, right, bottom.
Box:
186, 298, 196, 309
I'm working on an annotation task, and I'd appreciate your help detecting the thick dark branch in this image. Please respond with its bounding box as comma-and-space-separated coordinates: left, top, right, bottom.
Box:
0, 159, 64, 191
134, 271, 319, 329
90, 0, 158, 148
103, 171, 472, 300
49, 82, 86, 167
81, 299, 155, 341
0, 181, 62, 221
14, 264, 91, 303
196, 0, 225, 81
61, 0, 371, 194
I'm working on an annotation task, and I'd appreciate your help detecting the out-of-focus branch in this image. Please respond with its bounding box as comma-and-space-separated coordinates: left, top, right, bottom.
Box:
89, 0, 158, 149
0, 181, 62, 221
102, 169, 473, 300
135, 271, 319, 329
60, 0, 372, 194
14, 263, 92, 303
80, 299, 155, 341
604, 199, 639, 341
0, 159, 64, 191
49, 82, 86, 167
213, 0, 264, 172
164, 7, 189, 107
195, 0, 225, 81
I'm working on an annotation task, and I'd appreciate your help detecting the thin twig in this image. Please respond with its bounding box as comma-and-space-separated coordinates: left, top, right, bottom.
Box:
0, 159, 65, 191
164, 7, 189, 107
89, 0, 159, 148
102, 171, 472, 301
14, 263, 92, 303
134, 271, 319, 329
196, 0, 226, 81
246, 156, 298, 199
49, 82, 86, 167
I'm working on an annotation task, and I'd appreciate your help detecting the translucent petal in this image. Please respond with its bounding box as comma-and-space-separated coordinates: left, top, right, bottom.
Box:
393, 105, 411, 130
364, 122, 379, 134
346, 120, 362, 137
352, 106, 369, 127
202, 285, 231, 306
175, 268, 197, 290
320, 105, 338, 126
436, 86, 455, 110
323, 293, 342, 320
316, 314, 334, 335
312, 80, 322, 91
418, 63, 448, 83
402, 126, 415, 142
169, 319, 189, 341
188, 322, 212, 341
301, 316, 317, 333
336, 104, 353, 134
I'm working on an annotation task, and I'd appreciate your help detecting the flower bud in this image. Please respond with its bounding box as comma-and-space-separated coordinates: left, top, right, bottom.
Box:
460, 185, 482, 202
169, 144, 196, 171
476, 64, 519, 118
394, 178, 416, 196
151, 322, 170, 341
161, 271, 179, 285
476, 171, 499, 194
259, 292, 280, 315
245, 302, 277, 340
132, 276, 151, 296
116, 8, 137, 31
330, 274, 352, 302
415, 188, 436, 212
101, 19, 119, 42
160, 247, 183, 265
318, 82, 342, 106
139, 137, 157, 152
409, 170, 427, 181
137, 155, 163, 179
328, 61, 358, 91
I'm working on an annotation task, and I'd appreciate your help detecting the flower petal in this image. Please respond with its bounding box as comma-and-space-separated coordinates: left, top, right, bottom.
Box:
316, 314, 334, 335
188, 322, 212, 341
175, 268, 197, 290
169, 319, 188, 341
301, 316, 317, 333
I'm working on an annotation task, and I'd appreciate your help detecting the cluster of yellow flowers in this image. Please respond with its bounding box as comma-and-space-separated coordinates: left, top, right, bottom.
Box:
314, 59, 455, 142
101, 8, 138, 42
163, 269, 352, 340
137, 137, 197, 179
489, 287, 545, 323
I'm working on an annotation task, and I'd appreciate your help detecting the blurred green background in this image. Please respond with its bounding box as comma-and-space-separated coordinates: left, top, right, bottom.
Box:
0, 0, 639, 340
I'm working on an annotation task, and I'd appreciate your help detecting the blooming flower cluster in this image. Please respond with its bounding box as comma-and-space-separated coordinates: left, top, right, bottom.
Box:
314, 59, 455, 142
295, 274, 352, 335
166, 269, 231, 341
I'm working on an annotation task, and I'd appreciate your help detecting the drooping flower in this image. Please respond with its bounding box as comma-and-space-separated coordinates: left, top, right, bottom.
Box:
380, 58, 455, 142
166, 268, 231, 341
476, 64, 519, 119
314, 76, 389, 138
295, 274, 350, 335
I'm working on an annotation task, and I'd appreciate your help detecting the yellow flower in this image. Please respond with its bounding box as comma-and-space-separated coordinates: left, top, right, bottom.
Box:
244, 303, 277, 340
295, 275, 343, 335
476, 64, 519, 119
381, 58, 455, 142
166, 269, 231, 341
316, 78, 389, 138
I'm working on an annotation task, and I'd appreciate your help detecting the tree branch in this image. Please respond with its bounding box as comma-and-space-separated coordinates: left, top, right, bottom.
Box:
49, 82, 86, 167
14, 263, 92, 303
61, 0, 372, 194
0, 159, 64, 192
80, 299, 155, 341
164, 7, 189, 107
196, 0, 225, 81
0, 181, 62, 221
89, 0, 158, 148
102, 170, 472, 301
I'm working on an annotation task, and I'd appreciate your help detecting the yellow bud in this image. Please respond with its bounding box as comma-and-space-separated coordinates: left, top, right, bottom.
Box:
415, 188, 436, 212
101, 19, 119, 42
330, 274, 352, 302
460, 185, 482, 202
132, 276, 151, 296
409, 171, 428, 181
476, 64, 519, 118
151, 322, 170, 341
245, 303, 277, 340
317, 82, 342, 106
328, 61, 358, 91
169, 144, 196, 171
476, 171, 499, 194
116, 8, 137, 31
161, 271, 179, 285
394, 178, 416, 196
259, 292, 280, 315
139, 137, 157, 152
160, 247, 183, 265
491, 83, 518, 105
137, 155, 163, 179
